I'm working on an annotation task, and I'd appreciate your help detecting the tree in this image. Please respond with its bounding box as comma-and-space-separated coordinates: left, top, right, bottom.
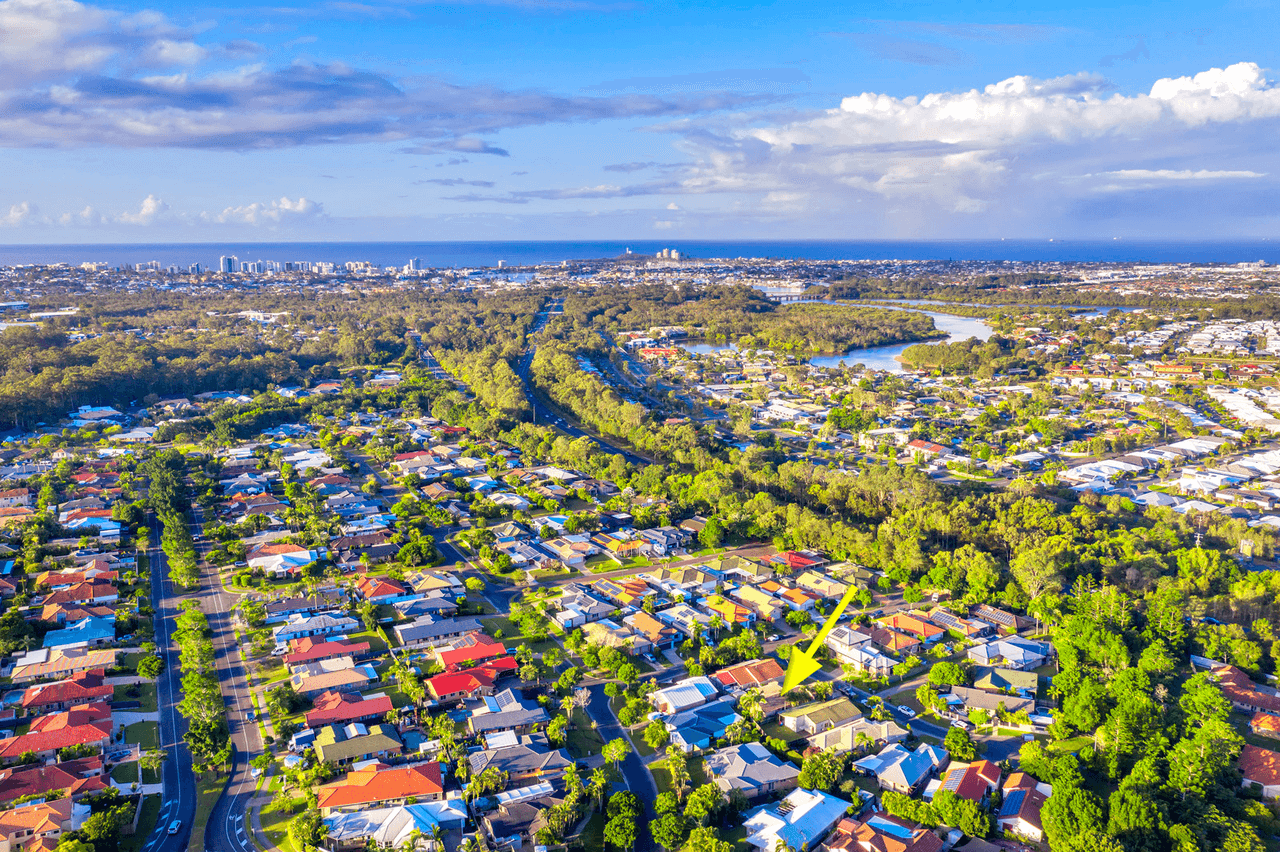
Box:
140, 749, 167, 775
664, 746, 691, 801
604, 814, 637, 851
603, 737, 629, 768
943, 726, 977, 762
685, 826, 733, 852
651, 812, 689, 850
137, 655, 165, 679
464, 577, 485, 594
547, 715, 569, 746
797, 748, 843, 792
698, 518, 724, 550
927, 661, 966, 687
644, 721, 671, 750
683, 784, 725, 827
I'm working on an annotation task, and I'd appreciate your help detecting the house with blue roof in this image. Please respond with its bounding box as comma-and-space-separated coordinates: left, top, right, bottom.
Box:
742, 788, 849, 852
665, 697, 740, 753
42, 615, 114, 649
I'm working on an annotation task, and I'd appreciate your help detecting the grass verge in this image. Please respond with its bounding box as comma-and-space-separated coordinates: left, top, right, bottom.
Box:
120, 794, 161, 852
189, 771, 230, 852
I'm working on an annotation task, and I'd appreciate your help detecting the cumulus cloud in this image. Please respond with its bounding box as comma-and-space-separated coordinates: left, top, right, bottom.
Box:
0, 0, 772, 155
213, 196, 323, 224
0, 202, 35, 226
116, 194, 170, 225
591, 61, 1280, 234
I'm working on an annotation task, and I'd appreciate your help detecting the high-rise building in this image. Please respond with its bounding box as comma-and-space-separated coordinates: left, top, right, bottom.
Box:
408, 257, 423, 271
219, 255, 238, 274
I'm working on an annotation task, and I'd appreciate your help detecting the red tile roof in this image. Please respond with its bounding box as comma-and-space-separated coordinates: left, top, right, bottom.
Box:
316, 763, 443, 811
0, 756, 106, 805
1240, 744, 1280, 787
305, 690, 395, 728
712, 658, 785, 689
0, 703, 112, 760
283, 638, 370, 668
438, 633, 506, 671
426, 657, 518, 700
20, 670, 113, 711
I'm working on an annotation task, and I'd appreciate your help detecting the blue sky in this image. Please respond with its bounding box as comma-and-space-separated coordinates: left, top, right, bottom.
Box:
1, 0, 1279, 241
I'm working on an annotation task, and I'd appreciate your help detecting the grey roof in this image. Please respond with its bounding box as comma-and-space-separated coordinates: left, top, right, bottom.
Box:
393, 615, 483, 643
468, 737, 573, 778
705, 742, 799, 794
470, 690, 550, 734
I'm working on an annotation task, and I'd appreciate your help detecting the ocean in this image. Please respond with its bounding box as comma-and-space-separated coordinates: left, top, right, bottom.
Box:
0, 239, 1278, 269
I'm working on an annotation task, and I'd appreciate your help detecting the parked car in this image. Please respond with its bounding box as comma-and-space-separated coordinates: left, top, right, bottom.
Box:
895, 705, 916, 718
950, 720, 972, 730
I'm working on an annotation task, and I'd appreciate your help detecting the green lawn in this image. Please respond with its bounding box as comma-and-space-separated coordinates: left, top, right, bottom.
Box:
1047, 735, 1093, 755
573, 811, 606, 851
480, 616, 521, 640
111, 761, 139, 784
125, 721, 159, 751
348, 629, 389, 654
259, 796, 307, 852
565, 709, 607, 759
189, 772, 230, 852
722, 824, 752, 852
142, 762, 161, 785
650, 763, 675, 796
113, 682, 158, 713
120, 795, 161, 852
119, 652, 147, 674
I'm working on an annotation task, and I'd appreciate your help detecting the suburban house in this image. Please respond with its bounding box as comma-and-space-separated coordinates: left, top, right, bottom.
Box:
290, 664, 376, 698
878, 613, 946, 644
283, 637, 372, 669
741, 788, 849, 852
996, 773, 1051, 842
321, 801, 466, 852
391, 617, 486, 653
825, 815, 943, 852
652, 677, 720, 715
948, 686, 1035, 719
305, 690, 395, 728
779, 698, 862, 735
426, 658, 518, 702
0, 703, 112, 764
248, 543, 325, 578
313, 722, 404, 766
1240, 745, 1280, 799
19, 670, 113, 713
316, 763, 445, 816
272, 613, 360, 645
808, 717, 908, 752
705, 742, 799, 799
468, 733, 573, 785
468, 690, 551, 736
0, 799, 76, 851
665, 698, 741, 752
933, 760, 1002, 803
972, 667, 1038, 698
623, 611, 680, 649
1213, 664, 1280, 715
0, 756, 106, 806
966, 637, 1052, 671
10, 648, 118, 684
437, 632, 507, 670
853, 743, 949, 795
712, 659, 785, 691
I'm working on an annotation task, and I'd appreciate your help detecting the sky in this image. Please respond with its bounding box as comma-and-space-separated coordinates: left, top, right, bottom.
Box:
1, 0, 1280, 242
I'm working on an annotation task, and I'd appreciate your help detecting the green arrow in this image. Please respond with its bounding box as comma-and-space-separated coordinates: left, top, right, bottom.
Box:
782, 584, 861, 693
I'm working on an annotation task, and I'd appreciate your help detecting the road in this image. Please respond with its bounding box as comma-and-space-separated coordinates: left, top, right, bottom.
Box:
194, 501, 266, 852
139, 511, 196, 852
586, 684, 657, 852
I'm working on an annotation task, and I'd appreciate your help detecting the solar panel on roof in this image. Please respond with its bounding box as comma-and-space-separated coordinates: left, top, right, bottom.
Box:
999, 788, 1026, 816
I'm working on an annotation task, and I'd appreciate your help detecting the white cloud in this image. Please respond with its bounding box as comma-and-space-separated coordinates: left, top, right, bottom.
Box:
213, 196, 324, 225
0, 201, 35, 226
116, 194, 170, 225
634, 61, 1280, 234
1100, 169, 1265, 180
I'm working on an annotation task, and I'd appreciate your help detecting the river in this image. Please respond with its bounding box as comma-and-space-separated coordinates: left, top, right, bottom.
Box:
681, 306, 993, 373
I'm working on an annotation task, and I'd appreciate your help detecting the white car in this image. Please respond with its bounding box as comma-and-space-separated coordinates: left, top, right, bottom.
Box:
950, 720, 973, 730
167, 819, 182, 835
895, 705, 916, 718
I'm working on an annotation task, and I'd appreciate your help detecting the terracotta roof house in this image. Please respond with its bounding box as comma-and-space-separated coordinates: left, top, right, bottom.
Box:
730, 585, 787, 622
0, 756, 106, 806
305, 690, 395, 728
0, 702, 112, 764
282, 637, 371, 668
426, 657, 518, 702
1252, 712, 1280, 740
877, 613, 945, 643
354, 576, 412, 605
41, 582, 118, 607
623, 611, 680, 649
290, 665, 375, 698
936, 760, 1002, 803
1240, 744, 1280, 799
868, 627, 921, 655
712, 659, 785, 691
316, 763, 445, 815
1214, 664, 1280, 715
827, 815, 943, 852
0, 800, 75, 851
19, 670, 113, 714
436, 632, 507, 670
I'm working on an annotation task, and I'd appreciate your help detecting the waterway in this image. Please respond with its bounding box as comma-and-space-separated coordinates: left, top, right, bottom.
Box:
680, 306, 993, 373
